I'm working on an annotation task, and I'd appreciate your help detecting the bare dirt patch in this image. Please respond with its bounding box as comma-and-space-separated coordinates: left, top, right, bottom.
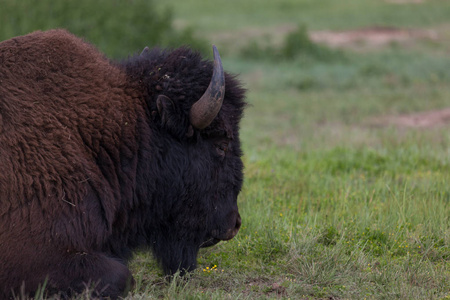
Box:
310, 26, 438, 50
209, 24, 438, 53
385, 0, 424, 3
243, 279, 288, 297
369, 108, 450, 128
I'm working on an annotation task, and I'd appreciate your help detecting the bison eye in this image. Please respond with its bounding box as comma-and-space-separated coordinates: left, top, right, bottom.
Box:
215, 141, 229, 156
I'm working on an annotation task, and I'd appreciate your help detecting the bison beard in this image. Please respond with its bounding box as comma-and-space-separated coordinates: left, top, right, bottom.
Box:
0, 30, 246, 299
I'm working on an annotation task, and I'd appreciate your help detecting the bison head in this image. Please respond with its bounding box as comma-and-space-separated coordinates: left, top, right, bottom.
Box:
126, 45, 246, 275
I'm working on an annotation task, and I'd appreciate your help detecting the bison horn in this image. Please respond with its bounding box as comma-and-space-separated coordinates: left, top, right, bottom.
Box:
140, 46, 149, 56
189, 45, 225, 129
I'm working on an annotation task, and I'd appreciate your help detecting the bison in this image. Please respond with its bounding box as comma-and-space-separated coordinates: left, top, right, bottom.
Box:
0, 29, 245, 298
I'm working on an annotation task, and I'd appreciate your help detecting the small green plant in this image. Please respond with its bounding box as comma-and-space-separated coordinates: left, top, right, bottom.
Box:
281, 25, 339, 61
318, 225, 339, 246
240, 24, 345, 62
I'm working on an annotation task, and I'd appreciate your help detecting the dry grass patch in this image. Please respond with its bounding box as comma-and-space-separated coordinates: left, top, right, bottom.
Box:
385, 0, 425, 4
310, 26, 438, 50
369, 108, 450, 128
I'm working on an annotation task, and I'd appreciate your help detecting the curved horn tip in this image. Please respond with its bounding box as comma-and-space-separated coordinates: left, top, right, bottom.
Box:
212, 45, 222, 64
212, 44, 218, 55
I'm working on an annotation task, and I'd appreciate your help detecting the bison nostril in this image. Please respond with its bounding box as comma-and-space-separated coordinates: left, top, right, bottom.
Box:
211, 212, 242, 241
228, 213, 241, 239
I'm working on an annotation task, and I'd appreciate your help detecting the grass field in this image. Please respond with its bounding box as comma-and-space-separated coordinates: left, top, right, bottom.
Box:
2, 0, 450, 299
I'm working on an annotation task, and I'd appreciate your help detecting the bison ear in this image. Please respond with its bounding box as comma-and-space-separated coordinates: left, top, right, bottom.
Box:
156, 95, 191, 138
156, 95, 174, 126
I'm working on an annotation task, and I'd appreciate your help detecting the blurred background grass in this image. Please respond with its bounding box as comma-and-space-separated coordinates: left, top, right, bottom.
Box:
0, 0, 209, 58
1, 0, 450, 298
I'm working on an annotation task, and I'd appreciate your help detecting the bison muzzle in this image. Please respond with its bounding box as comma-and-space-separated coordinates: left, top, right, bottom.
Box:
0, 29, 246, 299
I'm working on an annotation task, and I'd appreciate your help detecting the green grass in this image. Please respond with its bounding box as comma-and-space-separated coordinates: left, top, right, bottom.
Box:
2, 0, 450, 299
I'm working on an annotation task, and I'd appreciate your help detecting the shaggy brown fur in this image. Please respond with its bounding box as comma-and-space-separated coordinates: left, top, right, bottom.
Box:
0, 29, 141, 298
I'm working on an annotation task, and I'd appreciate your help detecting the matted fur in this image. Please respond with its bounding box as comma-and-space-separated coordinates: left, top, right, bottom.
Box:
0, 29, 245, 299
